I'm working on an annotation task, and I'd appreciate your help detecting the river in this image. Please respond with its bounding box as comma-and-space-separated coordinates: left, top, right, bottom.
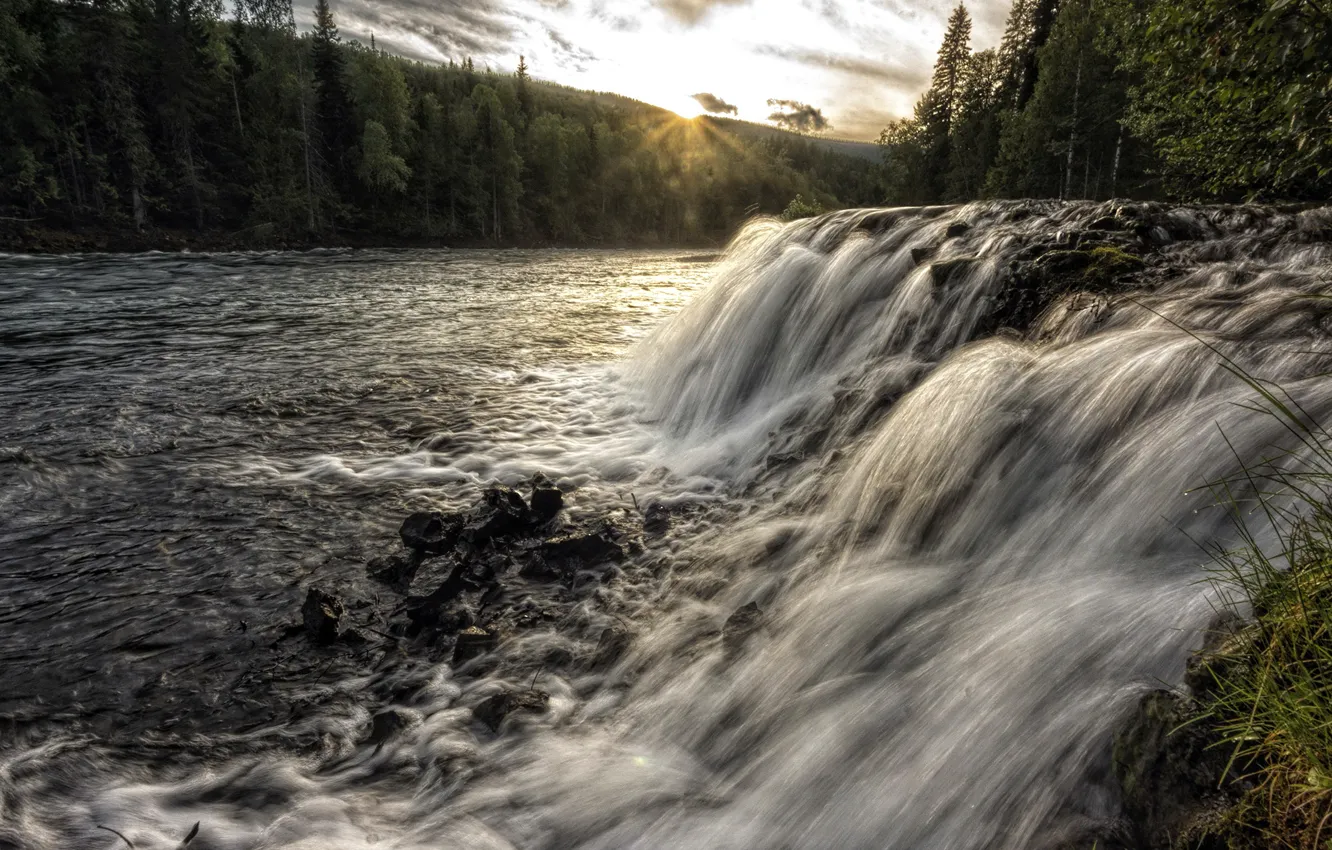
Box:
3, 202, 1332, 849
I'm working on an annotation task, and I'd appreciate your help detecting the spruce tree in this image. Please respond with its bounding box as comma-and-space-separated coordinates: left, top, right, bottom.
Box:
311, 0, 352, 196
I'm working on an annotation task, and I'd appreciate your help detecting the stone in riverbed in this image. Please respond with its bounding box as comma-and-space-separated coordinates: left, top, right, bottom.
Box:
643, 502, 671, 534
591, 626, 632, 669
452, 625, 498, 665
301, 587, 344, 645
529, 473, 564, 521
473, 688, 550, 732
539, 530, 625, 565
399, 511, 460, 556
722, 601, 762, 651
367, 708, 421, 748
464, 486, 530, 545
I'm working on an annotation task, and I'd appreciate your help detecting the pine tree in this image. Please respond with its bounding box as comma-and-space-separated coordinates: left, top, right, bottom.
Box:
311, 0, 353, 196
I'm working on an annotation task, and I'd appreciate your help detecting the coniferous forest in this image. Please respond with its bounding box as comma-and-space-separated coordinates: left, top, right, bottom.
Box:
882, 0, 1332, 205
0, 0, 881, 250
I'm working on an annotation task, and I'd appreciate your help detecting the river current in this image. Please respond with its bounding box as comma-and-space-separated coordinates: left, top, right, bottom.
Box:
4, 202, 1332, 849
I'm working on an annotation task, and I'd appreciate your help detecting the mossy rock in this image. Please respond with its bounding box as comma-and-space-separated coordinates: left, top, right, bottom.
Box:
1033, 245, 1146, 291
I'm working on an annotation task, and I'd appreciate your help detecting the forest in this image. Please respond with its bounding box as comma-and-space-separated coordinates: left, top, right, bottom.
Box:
881, 0, 1332, 204
0, 0, 882, 249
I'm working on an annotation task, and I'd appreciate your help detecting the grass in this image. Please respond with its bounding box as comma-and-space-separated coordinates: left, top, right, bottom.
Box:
1192, 362, 1332, 849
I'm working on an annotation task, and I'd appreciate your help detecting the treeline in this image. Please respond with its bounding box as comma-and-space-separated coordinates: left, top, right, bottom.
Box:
883, 0, 1332, 204
0, 0, 881, 246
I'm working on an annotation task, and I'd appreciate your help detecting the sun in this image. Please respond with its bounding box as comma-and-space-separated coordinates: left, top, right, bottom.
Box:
671, 96, 706, 120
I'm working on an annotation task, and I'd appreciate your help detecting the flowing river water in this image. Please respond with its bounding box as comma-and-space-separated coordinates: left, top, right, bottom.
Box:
3, 202, 1332, 849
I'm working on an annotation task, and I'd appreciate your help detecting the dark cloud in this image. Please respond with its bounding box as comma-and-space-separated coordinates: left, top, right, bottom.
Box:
656, 0, 751, 25
299, 0, 519, 62
756, 45, 929, 90
766, 98, 831, 133
692, 92, 738, 115
547, 27, 596, 70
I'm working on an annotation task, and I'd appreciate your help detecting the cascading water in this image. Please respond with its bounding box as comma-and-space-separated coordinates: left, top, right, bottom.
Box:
4, 201, 1332, 849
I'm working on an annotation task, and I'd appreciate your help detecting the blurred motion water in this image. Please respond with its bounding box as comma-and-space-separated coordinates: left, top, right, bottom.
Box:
4, 202, 1332, 849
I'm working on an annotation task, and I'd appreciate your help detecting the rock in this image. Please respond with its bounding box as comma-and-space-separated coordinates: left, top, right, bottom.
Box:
529, 473, 564, 521
946, 220, 971, 238
405, 595, 473, 637
910, 246, 936, 266
464, 486, 530, 545
591, 626, 632, 669
399, 511, 460, 556
368, 552, 420, 589
722, 601, 763, 651
643, 503, 671, 534
1089, 215, 1130, 231
1182, 610, 1248, 697
301, 587, 344, 645
1112, 690, 1239, 850
452, 625, 498, 665
929, 257, 978, 287
338, 627, 372, 646
539, 530, 625, 566
367, 708, 420, 747
473, 688, 550, 732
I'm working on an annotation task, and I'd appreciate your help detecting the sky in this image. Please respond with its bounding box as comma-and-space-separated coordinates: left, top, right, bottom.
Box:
293, 0, 1013, 141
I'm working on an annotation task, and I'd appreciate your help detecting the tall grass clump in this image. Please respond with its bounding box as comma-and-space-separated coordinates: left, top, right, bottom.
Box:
1197, 368, 1332, 849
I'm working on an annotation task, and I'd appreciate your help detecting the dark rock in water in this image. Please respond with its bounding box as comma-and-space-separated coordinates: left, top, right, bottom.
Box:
591, 626, 632, 669
643, 503, 671, 534
1089, 215, 1130, 231
723, 601, 763, 651
946, 220, 971, 238
910, 246, 936, 266
301, 587, 344, 645
539, 530, 625, 566
529, 473, 564, 521
473, 688, 550, 732
452, 625, 498, 665
930, 257, 978, 287
405, 594, 473, 637
464, 486, 530, 545
1112, 689, 1240, 849
368, 708, 419, 747
368, 552, 419, 589
1182, 610, 1247, 697
399, 512, 460, 556
338, 627, 372, 646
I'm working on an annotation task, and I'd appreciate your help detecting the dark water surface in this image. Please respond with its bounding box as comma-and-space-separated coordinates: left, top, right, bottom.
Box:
0, 248, 710, 736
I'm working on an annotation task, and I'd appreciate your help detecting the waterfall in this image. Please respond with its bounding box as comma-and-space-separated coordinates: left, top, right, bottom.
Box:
6, 201, 1332, 850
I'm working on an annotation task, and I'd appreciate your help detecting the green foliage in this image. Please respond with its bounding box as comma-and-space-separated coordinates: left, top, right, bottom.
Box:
880, 0, 1327, 204
1196, 370, 1332, 847
1117, 0, 1332, 199
780, 194, 825, 221
357, 119, 409, 193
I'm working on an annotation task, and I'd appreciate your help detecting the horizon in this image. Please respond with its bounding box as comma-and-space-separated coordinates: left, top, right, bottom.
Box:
290, 0, 1013, 142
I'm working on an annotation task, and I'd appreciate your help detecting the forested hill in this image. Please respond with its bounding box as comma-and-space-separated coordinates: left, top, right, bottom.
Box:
0, 0, 882, 252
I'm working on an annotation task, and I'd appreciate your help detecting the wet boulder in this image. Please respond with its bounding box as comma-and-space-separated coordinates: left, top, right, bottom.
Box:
368, 551, 419, 589
367, 708, 421, 748
722, 601, 763, 651
1112, 690, 1240, 849
539, 530, 625, 566
473, 688, 550, 732
529, 473, 564, 521
946, 220, 971, 238
301, 587, 345, 646
591, 626, 632, 670
452, 625, 498, 665
399, 511, 461, 556
643, 503, 671, 535
404, 592, 474, 637
464, 486, 530, 545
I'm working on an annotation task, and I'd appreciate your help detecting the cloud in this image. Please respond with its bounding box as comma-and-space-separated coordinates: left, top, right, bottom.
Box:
547, 27, 597, 70
692, 92, 738, 115
766, 98, 831, 133
756, 46, 929, 90
300, 0, 521, 62
655, 0, 751, 25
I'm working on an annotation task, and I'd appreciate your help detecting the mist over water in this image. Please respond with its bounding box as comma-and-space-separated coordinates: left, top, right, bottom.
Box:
4, 203, 1332, 849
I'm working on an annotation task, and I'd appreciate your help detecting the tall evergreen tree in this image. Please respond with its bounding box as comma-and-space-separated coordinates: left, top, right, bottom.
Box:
311, 0, 352, 197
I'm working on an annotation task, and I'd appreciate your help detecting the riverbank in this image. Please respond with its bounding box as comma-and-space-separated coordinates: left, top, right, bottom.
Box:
0, 220, 727, 255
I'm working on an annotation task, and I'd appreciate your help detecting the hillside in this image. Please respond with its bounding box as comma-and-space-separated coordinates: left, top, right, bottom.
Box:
0, 0, 885, 251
